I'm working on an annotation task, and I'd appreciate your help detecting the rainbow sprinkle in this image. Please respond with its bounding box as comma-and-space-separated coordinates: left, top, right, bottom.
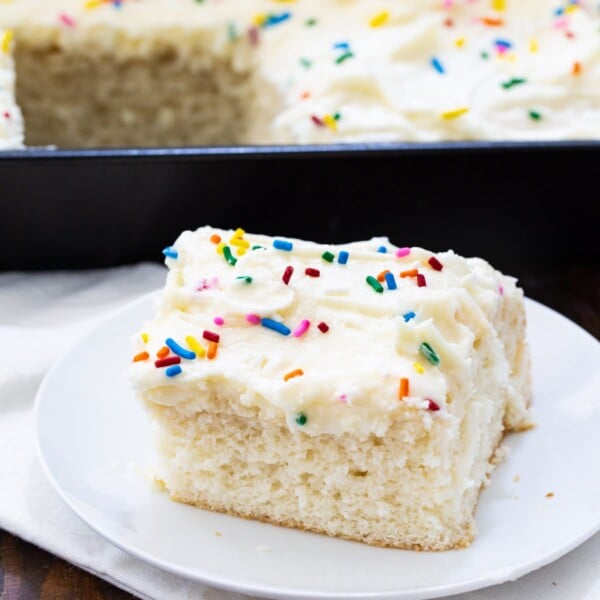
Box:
420, 342, 440, 366
165, 365, 182, 378
165, 338, 196, 360
273, 239, 293, 251
261, 318, 291, 336
293, 319, 310, 338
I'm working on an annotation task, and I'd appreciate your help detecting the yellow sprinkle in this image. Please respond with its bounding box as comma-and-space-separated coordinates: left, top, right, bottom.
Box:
369, 11, 389, 28
84, 0, 104, 8
141, 332, 149, 344
252, 13, 267, 26
185, 336, 206, 358
413, 362, 425, 374
441, 107, 469, 120
455, 37, 466, 48
232, 227, 245, 239
230, 237, 250, 249
236, 247, 247, 257
1, 30, 13, 55
216, 242, 226, 255
529, 38, 538, 54
323, 114, 337, 131
565, 4, 579, 13
491, 0, 506, 12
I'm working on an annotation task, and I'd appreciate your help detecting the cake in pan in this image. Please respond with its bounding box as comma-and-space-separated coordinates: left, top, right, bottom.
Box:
1, 0, 600, 149
0, 29, 23, 149
130, 226, 532, 550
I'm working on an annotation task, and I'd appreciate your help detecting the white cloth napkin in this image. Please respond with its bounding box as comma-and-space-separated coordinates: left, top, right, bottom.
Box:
0, 265, 598, 600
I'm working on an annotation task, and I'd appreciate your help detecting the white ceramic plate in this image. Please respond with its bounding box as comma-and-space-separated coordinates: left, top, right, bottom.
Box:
35, 294, 600, 600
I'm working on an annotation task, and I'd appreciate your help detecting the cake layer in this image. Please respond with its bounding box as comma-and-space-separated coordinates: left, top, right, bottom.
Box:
130, 226, 532, 550
0, 29, 23, 149
2, 1, 600, 147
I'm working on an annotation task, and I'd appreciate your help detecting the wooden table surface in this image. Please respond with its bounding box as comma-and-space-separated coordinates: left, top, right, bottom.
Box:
0, 264, 598, 600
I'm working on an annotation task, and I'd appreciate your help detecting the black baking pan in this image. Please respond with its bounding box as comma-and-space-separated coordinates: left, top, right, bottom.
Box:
1, 141, 598, 273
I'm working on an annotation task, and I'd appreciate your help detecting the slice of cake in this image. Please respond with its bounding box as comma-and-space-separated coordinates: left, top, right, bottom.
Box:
0, 29, 23, 149
2, 1, 600, 147
130, 226, 532, 551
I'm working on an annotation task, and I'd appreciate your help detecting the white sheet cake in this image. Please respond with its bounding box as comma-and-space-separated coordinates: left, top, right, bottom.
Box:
1, 1, 600, 148
130, 226, 532, 550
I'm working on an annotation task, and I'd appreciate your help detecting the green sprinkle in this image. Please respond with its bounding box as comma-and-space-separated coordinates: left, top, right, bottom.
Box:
299, 57, 313, 68
502, 77, 527, 90
366, 275, 384, 293
251, 245, 264, 250
333, 112, 341, 121
222, 246, 237, 266
321, 251, 335, 263
528, 110, 542, 121
236, 275, 252, 283
480, 51, 490, 60
305, 18, 317, 26
420, 342, 440, 366
295, 412, 308, 426
227, 23, 237, 41
335, 51, 354, 65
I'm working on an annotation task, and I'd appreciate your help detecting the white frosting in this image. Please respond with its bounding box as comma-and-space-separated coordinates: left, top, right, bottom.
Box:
2, 0, 599, 143
131, 226, 519, 437
0, 29, 23, 150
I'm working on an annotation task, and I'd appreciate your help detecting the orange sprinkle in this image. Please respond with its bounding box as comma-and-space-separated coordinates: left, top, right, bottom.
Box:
377, 269, 390, 282
210, 234, 222, 244
481, 17, 504, 26
207, 341, 218, 360
400, 269, 419, 278
399, 378, 409, 400
157, 346, 169, 358
572, 61, 582, 76
133, 351, 149, 363
300, 91, 311, 99
284, 368, 304, 381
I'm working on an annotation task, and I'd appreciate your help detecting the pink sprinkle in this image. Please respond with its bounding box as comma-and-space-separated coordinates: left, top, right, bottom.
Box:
293, 319, 310, 338
498, 285, 504, 296
395, 247, 411, 258
214, 317, 225, 326
246, 314, 261, 325
317, 322, 329, 333
59, 13, 76, 27
339, 394, 348, 404
417, 274, 427, 287
425, 399, 440, 411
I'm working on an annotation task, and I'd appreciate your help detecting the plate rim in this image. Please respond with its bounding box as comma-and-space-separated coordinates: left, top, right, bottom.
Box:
34, 293, 600, 600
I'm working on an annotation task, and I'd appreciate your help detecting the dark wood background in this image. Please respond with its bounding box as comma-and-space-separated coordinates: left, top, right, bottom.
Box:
0, 264, 598, 599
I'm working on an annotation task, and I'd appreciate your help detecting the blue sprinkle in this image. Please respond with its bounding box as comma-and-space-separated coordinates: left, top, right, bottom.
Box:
403, 311, 416, 322
273, 239, 294, 252
337, 250, 349, 265
377, 246, 387, 253
165, 337, 196, 360
263, 12, 291, 27
261, 318, 291, 336
494, 39, 512, 49
385, 272, 397, 290
333, 41, 350, 50
162, 246, 178, 259
431, 56, 445, 74
165, 365, 182, 378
